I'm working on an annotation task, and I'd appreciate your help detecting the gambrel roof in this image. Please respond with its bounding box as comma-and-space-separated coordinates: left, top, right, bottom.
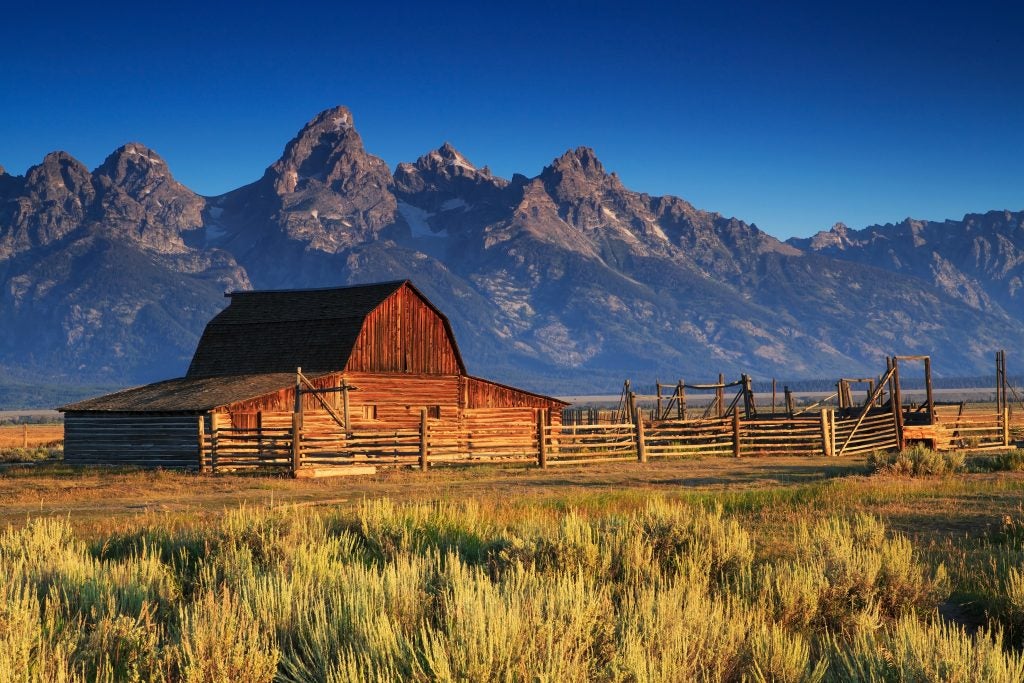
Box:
186, 280, 465, 377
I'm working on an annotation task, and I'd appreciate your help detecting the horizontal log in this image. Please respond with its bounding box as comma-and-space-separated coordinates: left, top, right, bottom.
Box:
546, 456, 638, 466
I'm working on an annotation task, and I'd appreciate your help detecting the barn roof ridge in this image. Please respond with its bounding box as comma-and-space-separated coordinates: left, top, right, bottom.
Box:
224, 279, 409, 298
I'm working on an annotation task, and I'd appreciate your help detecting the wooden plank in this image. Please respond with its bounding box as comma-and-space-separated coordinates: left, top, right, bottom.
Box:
294, 465, 377, 479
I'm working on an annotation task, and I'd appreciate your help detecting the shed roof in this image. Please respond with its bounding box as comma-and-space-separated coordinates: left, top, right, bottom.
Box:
186, 280, 465, 377
60, 372, 328, 413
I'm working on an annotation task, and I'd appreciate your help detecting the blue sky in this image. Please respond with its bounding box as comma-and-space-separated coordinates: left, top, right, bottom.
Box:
2, 0, 1021, 238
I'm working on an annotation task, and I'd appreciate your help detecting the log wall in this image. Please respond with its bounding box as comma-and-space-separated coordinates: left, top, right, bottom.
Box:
64, 412, 203, 468
464, 376, 566, 410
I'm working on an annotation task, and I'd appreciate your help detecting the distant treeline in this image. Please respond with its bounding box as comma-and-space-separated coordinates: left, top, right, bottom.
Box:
0, 380, 121, 411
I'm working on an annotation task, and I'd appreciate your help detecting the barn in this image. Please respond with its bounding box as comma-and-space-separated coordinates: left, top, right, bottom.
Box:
61, 280, 567, 470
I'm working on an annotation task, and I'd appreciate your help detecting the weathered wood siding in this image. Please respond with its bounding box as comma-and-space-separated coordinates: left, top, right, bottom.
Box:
344, 372, 462, 427
217, 372, 346, 415
345, 285, 461, 374
64, 412, 200, 468
464, 376, 564, 410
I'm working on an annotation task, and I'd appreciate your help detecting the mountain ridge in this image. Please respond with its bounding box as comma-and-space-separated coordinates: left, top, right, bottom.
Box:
1, 106, 1022, 401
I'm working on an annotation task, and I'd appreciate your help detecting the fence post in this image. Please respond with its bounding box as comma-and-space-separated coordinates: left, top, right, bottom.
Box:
819, 409, 833, 457
732, 411, 741, 457
22, 423, 28, 448
635, 407, 648, 463
678, 380, 686, 420
419, 409, 429, 471
537, 409, 548, 469
210, 413, 219, 473
291, 411, 302, 476
1003, 406, 1011, 448
197, 415, 207, 473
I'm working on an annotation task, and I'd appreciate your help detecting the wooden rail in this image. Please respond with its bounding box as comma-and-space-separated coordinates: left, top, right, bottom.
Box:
192, 405, 914, 472
90, 399, 1014, 474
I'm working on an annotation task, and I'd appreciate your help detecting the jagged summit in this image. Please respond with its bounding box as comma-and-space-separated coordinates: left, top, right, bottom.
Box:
211, 106, 399, 254
547, 147, 606, 177
264, 105, 380, 195
394, 141, 507, 199
407, 142, 495, 178
22, 151, 94, 202
95, 143, 172, 188
432, 142, 476, 169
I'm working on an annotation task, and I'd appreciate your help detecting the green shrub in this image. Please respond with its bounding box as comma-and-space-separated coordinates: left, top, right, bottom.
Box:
0, 446, 62, 463
973, 449, 1024, 472
869, 445, 966, 477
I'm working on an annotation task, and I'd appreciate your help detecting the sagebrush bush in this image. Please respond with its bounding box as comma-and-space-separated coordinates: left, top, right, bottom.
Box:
176, 587, 278, 682
973, 448, 1024, 473
828, 617, 1024, 682
869, 445, 966, 476
0, 446, 62, 463
4, 496, 1024, 681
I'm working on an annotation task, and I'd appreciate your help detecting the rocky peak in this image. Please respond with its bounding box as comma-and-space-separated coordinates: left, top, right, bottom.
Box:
394, 142, 507, 197
0, 164, 18, 197
0, 152, 95, 257
265, 105, 390, 196
539, 147, 624, 205
24, 151, 94, 199
218, 106, 399, 252
549, 146, 605, 177
90, 143, 204, 252
94, 143, 175, 194
431, 142, 476, 170
802, 222, 853, 251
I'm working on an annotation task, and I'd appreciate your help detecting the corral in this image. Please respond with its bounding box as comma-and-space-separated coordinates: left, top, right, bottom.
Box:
59, 280, 1020, 475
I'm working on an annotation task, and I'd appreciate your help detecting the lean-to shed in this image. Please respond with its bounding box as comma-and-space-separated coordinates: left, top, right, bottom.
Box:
61, 280, 567, 467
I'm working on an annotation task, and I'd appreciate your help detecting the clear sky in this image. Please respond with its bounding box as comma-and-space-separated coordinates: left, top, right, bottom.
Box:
2, 0, 1021, 239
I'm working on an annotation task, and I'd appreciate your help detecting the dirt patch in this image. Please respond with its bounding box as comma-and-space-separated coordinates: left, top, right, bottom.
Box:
0, 456, 865, 528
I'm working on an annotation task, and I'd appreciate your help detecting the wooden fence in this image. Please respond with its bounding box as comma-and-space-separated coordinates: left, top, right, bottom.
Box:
923, 404, 1008, 451
192, 403, 916, 473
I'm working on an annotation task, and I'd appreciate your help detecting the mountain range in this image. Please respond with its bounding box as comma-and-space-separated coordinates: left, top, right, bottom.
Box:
1, 105, 1022, 401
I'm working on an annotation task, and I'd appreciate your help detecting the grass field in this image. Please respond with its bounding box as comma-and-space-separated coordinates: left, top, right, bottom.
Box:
0, 424, 63, 448
4, 456, 1024, 681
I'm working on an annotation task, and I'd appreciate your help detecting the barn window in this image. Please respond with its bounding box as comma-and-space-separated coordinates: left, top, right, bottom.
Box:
362, 405, 377, 420
428, 405, 441, 419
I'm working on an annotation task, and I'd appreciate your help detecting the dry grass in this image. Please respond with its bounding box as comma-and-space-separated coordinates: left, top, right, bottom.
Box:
4, 456, 1024, 679
2, 482, 1024, 681
0, 456, 864, 530
0, 424, 63, 448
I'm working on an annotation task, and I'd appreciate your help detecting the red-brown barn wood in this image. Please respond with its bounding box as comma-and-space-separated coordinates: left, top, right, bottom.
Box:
61, 280, 566, 469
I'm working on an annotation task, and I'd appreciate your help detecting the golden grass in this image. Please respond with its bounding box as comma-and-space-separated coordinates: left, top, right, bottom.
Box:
0, 424, 63, 448
3, 456, 1024, 680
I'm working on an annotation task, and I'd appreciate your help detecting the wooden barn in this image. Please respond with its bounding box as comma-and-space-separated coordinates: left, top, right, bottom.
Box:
61, 281, 567, 469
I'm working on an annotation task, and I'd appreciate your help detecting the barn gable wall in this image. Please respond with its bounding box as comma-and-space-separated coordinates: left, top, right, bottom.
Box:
345, 285, 462, 375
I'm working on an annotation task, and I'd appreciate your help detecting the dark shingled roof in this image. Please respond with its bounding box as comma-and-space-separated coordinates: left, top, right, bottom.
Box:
186, 280, 407, 378
61, 372, 331, 413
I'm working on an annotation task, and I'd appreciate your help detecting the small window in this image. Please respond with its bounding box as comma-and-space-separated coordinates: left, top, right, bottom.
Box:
427, 405, 441, 419
362, 405, 378, 420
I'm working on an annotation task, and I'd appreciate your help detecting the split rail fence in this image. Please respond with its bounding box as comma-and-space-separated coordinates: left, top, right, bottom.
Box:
194, 402, 954, 474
